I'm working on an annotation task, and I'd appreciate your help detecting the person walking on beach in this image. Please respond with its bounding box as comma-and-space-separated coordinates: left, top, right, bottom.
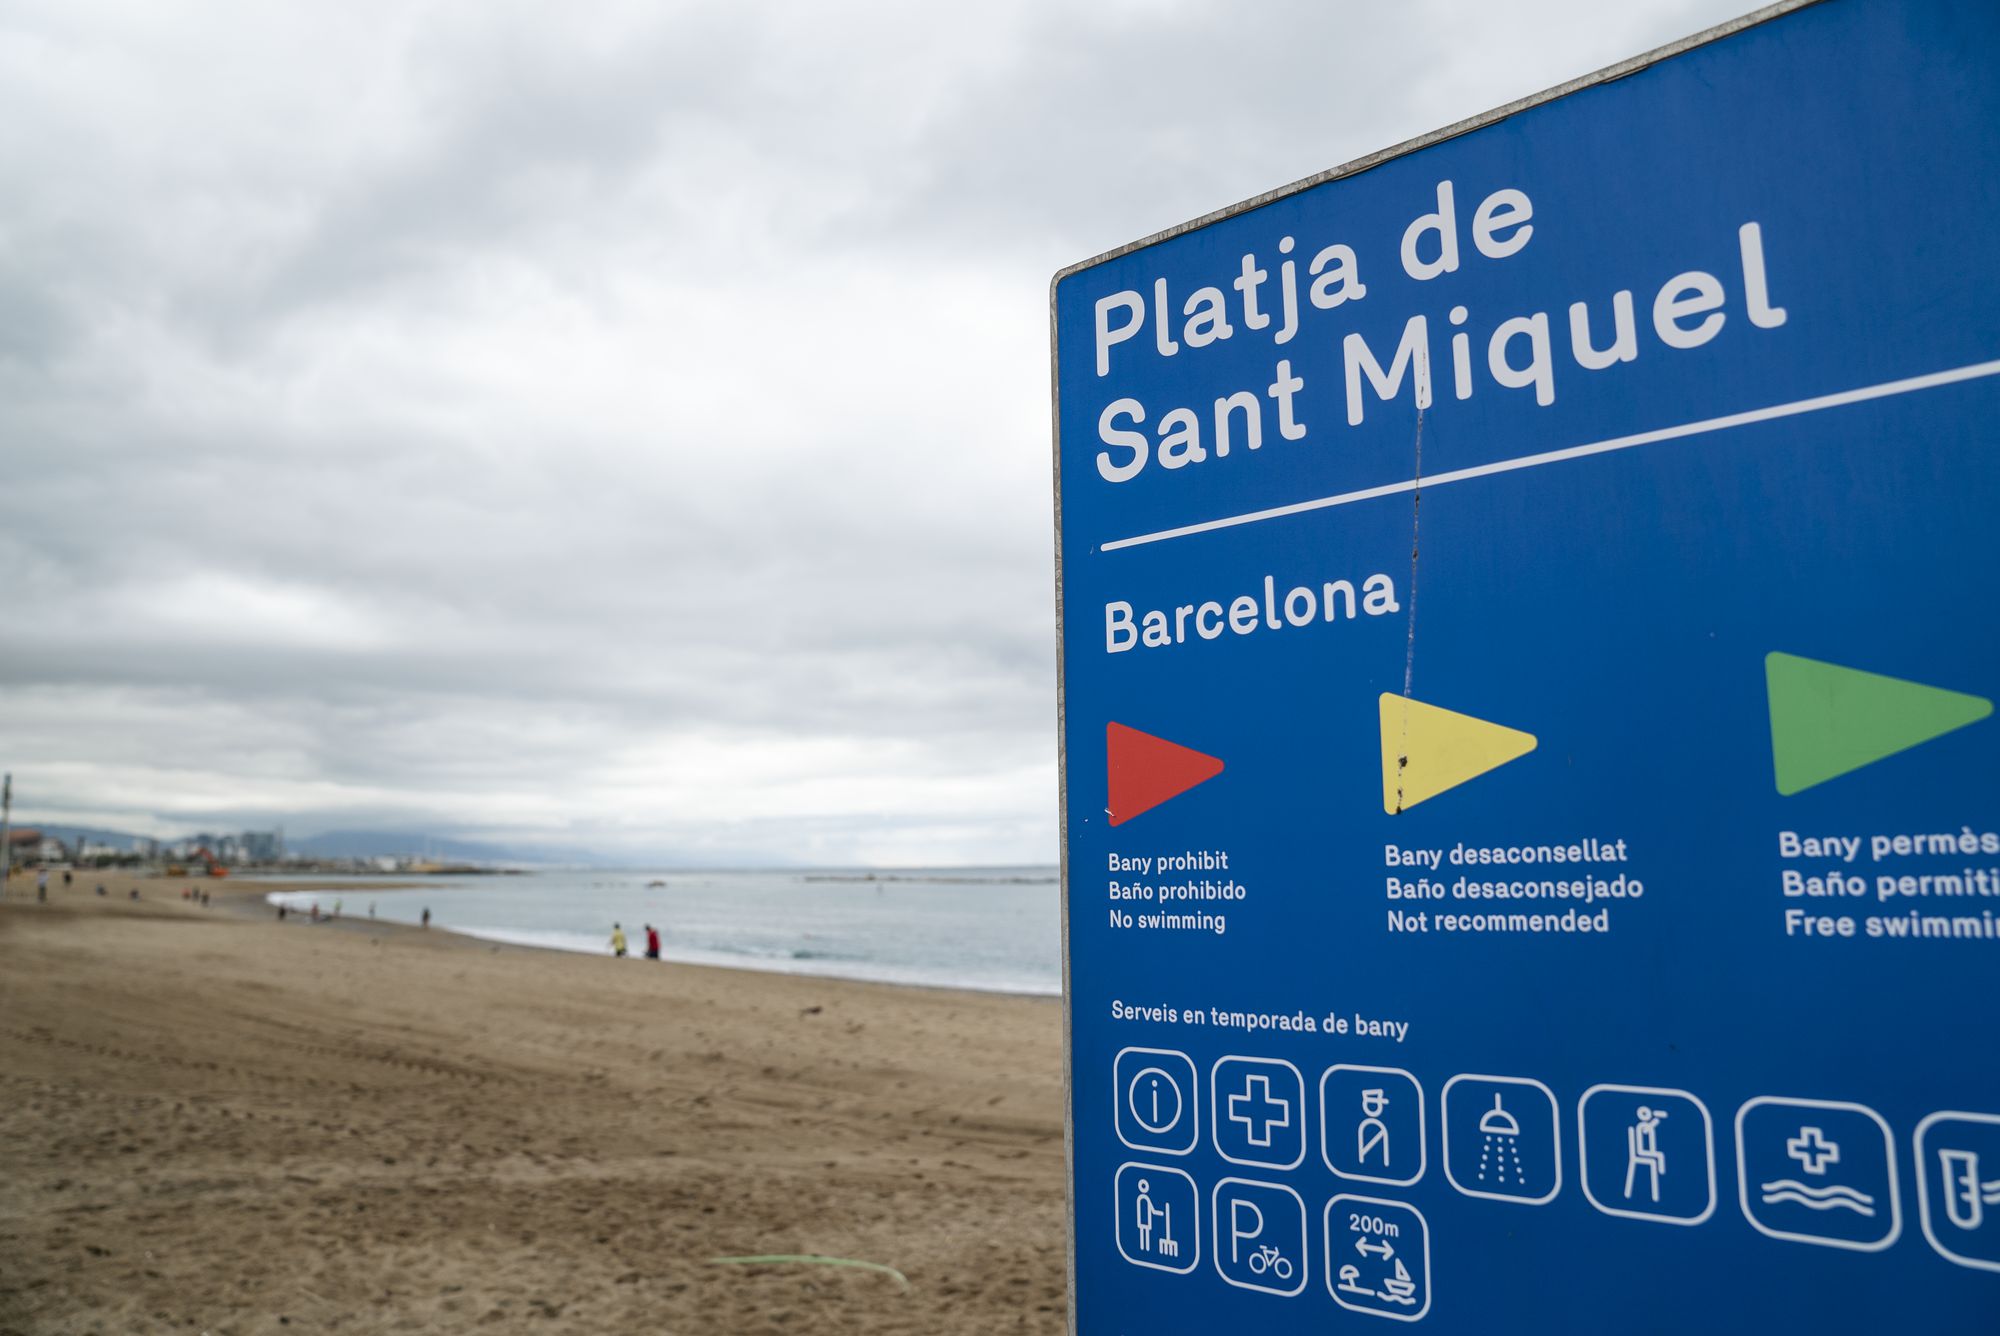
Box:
37, 869, 48, 902
421, 906, 431, 929
644, 924, 661, 961
609, 923, 628, 958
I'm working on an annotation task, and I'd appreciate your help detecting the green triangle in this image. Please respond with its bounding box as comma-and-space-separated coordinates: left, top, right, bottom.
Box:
1767, 652, 1991, 796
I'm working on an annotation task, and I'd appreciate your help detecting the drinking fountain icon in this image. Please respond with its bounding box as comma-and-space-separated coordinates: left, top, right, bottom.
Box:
1477, 1092, 1527, 1186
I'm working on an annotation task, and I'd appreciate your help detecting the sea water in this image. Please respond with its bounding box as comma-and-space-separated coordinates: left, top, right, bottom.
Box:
266, 867, 1061, 995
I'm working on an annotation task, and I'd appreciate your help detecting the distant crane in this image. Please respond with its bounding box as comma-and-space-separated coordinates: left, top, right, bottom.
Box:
169, 846, 230, 878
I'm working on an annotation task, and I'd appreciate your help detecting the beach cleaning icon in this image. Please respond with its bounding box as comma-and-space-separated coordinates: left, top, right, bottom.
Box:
1134, 1177, 1180, 1258
1115, 1162, 1199, 1273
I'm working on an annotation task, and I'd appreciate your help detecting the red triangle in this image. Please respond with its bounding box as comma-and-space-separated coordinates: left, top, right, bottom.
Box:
1106, 722, 1224, 827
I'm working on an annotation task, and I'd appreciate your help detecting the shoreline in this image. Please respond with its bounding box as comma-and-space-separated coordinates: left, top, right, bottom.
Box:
244, 875, 1067, 1001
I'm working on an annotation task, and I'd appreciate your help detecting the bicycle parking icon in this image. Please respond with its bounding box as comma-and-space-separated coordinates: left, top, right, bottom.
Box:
1211, 1178, 1307, 1296
1246, 1243, 1293, 1280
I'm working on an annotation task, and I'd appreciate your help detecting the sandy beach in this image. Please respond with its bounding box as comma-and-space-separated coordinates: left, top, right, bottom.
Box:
0, 875, 1067, 1335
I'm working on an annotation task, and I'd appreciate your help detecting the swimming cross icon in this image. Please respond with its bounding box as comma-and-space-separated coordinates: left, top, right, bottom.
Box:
1786, 1126, 1840, 1175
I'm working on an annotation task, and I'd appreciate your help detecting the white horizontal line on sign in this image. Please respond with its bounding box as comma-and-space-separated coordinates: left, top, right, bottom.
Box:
1098, 357, 2000, 553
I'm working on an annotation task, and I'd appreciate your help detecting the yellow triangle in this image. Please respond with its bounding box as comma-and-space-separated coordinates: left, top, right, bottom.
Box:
1379, 694, 1537, 814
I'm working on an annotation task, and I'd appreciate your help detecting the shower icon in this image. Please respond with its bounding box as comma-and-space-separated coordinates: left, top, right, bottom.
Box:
1480, 1092, 1522, 1135
1477, 1092, 1527, 1186
1444, 1074, 1562, 1204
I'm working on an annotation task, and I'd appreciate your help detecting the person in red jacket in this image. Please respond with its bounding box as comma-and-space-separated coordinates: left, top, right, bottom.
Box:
644, 924, 662, 961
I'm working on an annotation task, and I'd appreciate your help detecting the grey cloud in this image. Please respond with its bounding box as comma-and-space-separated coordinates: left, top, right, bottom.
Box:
0, 0, 1747, 862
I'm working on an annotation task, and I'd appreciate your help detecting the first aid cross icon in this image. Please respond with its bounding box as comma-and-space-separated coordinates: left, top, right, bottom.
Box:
1230, 1075, 1292, 1148
1212, 1058, 1306, 1169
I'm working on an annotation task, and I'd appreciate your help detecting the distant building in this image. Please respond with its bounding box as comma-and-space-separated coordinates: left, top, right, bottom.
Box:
240, 829, 283, 862
5, 829, 70, 862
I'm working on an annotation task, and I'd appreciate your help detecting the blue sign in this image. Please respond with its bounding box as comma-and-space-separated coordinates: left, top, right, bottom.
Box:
1051, 2, 2000, 1331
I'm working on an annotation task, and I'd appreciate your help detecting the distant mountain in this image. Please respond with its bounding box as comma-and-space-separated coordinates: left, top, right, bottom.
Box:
286, 830, 552, 864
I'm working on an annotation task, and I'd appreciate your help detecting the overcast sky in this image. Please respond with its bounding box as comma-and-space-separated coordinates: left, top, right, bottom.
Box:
0, 0, 1749, 865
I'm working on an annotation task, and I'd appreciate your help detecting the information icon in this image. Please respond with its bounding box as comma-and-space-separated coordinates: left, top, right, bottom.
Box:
1114, 1047, 1198, 1155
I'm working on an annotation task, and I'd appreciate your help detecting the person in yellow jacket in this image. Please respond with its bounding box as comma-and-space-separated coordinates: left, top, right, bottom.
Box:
609, 923, 628, 958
